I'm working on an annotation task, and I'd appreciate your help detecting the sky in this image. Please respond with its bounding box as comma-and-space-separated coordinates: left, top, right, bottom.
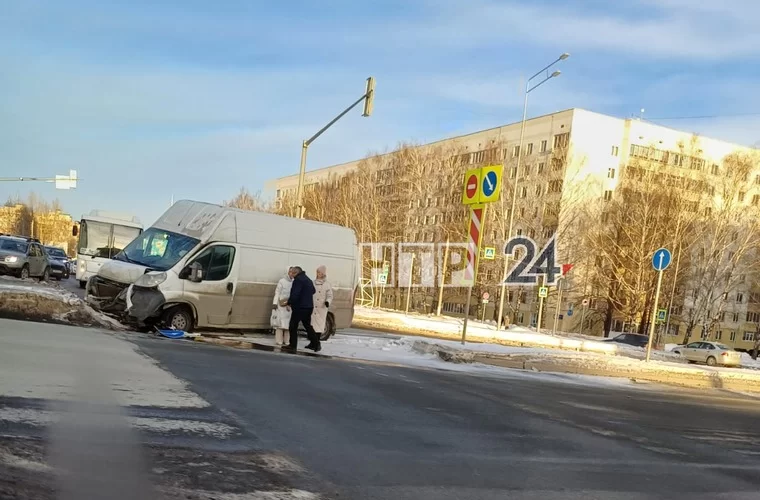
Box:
2, 0, 759, 227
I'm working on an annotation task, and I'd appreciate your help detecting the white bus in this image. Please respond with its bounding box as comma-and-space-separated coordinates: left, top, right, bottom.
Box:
73, 210, 143, 288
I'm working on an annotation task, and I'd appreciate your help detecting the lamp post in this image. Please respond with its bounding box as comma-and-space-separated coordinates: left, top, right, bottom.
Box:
496, 53, 569, 331
294, 77, 375, 219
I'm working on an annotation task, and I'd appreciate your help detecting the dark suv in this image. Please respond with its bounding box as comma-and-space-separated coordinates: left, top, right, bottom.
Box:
604, 333, 650, 348
0, 235, 51, 281
44, 246, 71, 280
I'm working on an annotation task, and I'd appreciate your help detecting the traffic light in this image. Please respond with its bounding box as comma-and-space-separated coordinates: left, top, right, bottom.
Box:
362, 76, 375, 117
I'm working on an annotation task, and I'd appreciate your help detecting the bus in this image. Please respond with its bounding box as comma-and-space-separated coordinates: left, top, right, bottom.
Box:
73, 210, 143, 288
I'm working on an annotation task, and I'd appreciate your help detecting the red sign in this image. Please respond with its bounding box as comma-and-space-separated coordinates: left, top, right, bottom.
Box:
561, 263, 574, 276
465, 174, 478, 200
482, 292, 490, 300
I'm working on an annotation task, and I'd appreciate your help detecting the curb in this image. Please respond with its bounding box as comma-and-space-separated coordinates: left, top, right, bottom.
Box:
411, 340, 760, 393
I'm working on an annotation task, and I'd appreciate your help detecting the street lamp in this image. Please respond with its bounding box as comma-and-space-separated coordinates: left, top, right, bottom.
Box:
496, 53, 569, 331
294, 77, 375, 219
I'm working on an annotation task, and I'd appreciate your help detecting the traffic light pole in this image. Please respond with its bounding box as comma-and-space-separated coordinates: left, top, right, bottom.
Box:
295, 77, 375, 218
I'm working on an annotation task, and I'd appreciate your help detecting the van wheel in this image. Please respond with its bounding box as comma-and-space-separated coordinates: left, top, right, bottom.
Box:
320, 313, 335, 341
163, 306, 194, 333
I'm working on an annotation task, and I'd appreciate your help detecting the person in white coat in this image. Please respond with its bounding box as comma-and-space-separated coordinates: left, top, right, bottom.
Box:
308, 265, 334, 352
271, 267, 294, 346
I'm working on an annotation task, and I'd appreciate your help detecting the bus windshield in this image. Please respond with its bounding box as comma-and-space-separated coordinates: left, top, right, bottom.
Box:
78, 220, 142, 259
115, 227, 200, 271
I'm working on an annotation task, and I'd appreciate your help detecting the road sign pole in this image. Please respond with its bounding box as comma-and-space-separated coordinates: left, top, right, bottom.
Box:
462, 204, 488, 344
646, 269, 665, 362
646, 248, 672, 362
536, 276, 545, 333
404, 254, 415, 316
552, 277, 563, 335
580, 303, 587, 335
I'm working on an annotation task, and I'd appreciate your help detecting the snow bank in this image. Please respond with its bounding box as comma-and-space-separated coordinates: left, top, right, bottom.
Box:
0, 277, 124, 330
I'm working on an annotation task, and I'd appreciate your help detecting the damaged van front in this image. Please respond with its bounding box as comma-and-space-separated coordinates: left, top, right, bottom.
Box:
86, 225, 202, 328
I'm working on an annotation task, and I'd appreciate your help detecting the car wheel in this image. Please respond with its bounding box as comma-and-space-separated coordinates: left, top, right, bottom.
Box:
162, 306, 194, 333
320, 313, 336, 341
19, 265, 30, 280
39, 267, 50, 282
706, 356, 717, 367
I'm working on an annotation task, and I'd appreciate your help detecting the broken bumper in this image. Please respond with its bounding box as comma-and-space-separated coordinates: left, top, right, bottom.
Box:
87, 276, 166, 324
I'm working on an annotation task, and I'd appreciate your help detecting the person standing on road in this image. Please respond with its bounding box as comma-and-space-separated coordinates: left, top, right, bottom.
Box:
309, 265, 333, 352
271, 267, 294, 346
285, 266, 318, 352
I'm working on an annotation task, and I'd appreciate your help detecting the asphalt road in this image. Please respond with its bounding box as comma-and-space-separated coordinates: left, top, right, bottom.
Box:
58, 275, 84, 298
2, 318, 760, 499
135, 334, 760, 500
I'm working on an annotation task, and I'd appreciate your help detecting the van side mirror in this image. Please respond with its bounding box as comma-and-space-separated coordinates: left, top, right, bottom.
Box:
187, 261, 203, 283
72, 225, 79, 237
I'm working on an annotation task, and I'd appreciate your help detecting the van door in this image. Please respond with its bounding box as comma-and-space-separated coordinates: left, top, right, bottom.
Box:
182, 244, 238, 327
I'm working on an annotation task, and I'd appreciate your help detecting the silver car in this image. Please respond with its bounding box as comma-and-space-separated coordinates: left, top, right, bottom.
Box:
0, 235, 51, 281
673, 341, 742, 367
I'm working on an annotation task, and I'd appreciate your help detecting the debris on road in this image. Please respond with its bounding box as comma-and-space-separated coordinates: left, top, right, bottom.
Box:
0, 277, 125, 330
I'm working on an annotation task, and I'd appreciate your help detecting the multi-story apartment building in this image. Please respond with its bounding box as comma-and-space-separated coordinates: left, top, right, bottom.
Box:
271, 108, 759, 349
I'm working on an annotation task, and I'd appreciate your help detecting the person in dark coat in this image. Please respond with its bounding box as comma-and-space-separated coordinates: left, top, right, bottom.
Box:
285, 266, 319, 351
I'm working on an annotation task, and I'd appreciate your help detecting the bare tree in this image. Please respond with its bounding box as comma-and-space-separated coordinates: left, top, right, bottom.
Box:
225, 187, 271, 212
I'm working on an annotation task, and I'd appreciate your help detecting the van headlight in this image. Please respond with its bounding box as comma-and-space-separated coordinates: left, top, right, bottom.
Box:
134, 271, 167, 288
4, 256, 18, 263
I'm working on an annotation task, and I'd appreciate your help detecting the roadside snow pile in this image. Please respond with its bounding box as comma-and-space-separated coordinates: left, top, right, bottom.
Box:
355, 307, 628, 356
0, 277, 124, 330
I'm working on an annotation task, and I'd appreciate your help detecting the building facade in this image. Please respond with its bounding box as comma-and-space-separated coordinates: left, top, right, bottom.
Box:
272, 108, 760, 349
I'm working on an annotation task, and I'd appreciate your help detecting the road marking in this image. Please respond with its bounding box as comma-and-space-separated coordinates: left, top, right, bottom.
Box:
0, 407, 238, 438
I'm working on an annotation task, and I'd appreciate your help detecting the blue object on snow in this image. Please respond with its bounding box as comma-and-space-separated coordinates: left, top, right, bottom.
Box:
157, 329, 186, 339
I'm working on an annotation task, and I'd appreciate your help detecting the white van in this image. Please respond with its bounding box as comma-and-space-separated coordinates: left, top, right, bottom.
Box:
87, 200, 359, 338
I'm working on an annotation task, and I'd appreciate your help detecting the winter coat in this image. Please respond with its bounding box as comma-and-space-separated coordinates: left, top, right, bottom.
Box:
271, 274, 293, 329
311, 279, 334, 333
288, 270, 315, 310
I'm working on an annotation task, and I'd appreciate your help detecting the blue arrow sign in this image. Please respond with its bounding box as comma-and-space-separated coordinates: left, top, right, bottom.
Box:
482, 171, 497, 197
652, 247, 672, 271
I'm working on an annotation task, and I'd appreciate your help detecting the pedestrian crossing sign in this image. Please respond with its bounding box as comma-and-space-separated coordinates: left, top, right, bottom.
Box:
657, 308, 667, 323
483, 247, 496, 260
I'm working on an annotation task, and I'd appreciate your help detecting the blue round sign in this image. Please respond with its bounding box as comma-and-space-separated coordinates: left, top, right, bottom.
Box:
482, 171, 497, 197
652, 248, 672, 271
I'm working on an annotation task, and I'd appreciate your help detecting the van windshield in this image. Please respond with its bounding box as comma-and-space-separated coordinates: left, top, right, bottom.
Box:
115, 227, 200, 271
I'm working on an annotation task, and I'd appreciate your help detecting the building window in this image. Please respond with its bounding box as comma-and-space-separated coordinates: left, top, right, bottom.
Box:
512, 145, 520, 158
526, 143, 534, 155
737, 293, 744, 303
601, 212, 609, 223
733, 313, 740, 323
540, 140, 548, 153
719, 311, 726, 322
711, 164, 719, 175
607, 168, 616, 179
519, 207, 525, 217
548, 180, 563, 193
553, 133, 569, 149
744, 331, 755, 342
730, 331, 737, 341
533, 207, 538, 218
523, 165, 530, 177
538, 162, 545, 174
536, 185, 542, 196
739, 191, 746, 202
603, 190, 613, 201
746, 312, 760, 323
715, 331, 722, 340
611, 145, 619, 156
516, 228, 523, 236
704, 207, 712, 217
510, 167, 517, 179
520, 186, 528, 198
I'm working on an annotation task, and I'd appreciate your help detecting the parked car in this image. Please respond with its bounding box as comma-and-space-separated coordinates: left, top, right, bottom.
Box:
44, 246, 71, 280
604, 333, 650, 348
672, 341, 742, 367
0, 235, 51, 281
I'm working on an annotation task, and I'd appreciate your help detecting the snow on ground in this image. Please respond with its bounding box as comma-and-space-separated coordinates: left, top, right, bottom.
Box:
0, 276, 123, 329
353, 307, 685, 361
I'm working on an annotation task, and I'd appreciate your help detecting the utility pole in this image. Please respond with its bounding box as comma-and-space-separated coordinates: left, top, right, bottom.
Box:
294, 77, 375, 219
